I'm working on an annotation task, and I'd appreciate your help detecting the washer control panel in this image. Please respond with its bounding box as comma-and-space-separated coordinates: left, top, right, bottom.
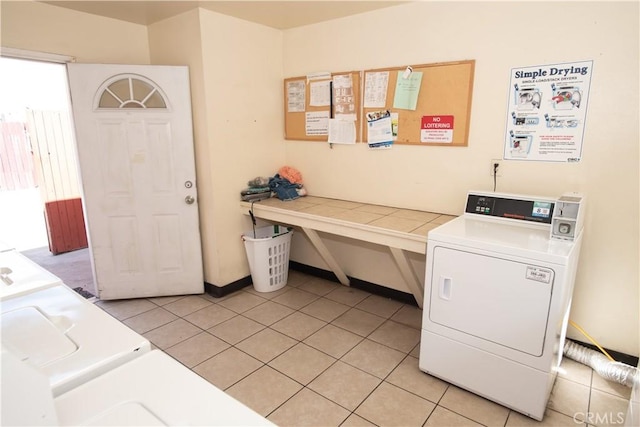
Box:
465, 192, 555, 224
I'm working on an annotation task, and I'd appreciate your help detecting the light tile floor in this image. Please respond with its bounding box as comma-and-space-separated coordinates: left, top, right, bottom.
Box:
96, 270, 632, 427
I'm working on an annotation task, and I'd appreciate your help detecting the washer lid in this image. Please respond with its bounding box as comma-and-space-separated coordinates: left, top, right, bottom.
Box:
1, 284, 150, 396
0, 240, 14, 252
2, 307, 78, 366
0, 251, 63, 301
54, 350, 275, 427
83, 402, 165, 426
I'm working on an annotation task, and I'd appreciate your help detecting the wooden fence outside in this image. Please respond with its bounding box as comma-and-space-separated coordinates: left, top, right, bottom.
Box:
1, 110, 87, 253
26, 110, 82, 202
0, 121, 37, 191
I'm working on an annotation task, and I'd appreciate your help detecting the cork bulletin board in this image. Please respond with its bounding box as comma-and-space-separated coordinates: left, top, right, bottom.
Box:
284, 71, 362, 141
362, 60, 475, 146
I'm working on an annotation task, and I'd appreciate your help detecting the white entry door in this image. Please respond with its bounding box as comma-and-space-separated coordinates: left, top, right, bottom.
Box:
67, 64, 203, 300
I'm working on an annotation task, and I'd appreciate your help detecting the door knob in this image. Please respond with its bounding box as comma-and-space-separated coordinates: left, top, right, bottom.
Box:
185, 195, 195, 205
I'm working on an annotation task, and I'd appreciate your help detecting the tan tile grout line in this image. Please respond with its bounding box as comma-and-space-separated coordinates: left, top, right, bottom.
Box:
147, 284, 421, 423
190, 288, 451, 425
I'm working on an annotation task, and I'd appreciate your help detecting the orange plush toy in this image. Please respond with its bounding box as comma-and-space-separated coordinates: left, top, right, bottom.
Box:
278, 166, 303, 184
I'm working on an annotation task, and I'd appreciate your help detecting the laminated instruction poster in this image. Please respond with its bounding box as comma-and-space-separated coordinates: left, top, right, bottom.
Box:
504, 60, 593, 162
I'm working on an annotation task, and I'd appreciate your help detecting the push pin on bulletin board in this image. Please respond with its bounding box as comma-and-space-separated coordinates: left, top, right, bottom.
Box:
402, 66, 413, 79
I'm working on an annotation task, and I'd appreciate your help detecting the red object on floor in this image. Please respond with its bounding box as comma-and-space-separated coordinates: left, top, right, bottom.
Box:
44, 198, 88, 255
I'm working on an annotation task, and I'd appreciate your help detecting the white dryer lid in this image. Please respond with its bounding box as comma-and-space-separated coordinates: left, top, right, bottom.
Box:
428, 215, 577, 264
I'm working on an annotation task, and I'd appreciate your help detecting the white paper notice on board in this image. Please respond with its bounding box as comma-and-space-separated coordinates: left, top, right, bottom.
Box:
328, 119, 356, 144
310, 80, 331, 107
364, 71, 389, 108
305, 111, 329, 136
333, 74, 357, 121
504, 60, 593, 162
287, 80, 305, 112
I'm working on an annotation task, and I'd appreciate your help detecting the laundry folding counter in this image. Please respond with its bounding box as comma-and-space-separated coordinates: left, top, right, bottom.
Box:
241, 196, 456, 307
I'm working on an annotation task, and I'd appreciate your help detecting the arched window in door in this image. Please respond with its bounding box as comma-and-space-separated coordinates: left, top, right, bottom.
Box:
96, 75, 167, 109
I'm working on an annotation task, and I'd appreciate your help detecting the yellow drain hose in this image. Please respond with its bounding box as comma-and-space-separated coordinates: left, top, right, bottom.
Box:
569, 320, 615, 362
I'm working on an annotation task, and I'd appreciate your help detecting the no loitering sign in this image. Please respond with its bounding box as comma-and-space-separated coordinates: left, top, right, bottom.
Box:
421, 115, 454, 143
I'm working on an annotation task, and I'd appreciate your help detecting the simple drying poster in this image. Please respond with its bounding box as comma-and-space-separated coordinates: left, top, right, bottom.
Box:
504, 60, 593, 162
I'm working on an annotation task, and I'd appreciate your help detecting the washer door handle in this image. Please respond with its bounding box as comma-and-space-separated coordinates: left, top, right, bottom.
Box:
439, 276, 452, 300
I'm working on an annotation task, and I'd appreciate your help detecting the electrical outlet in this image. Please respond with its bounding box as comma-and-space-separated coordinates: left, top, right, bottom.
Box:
490, 159, 503, 177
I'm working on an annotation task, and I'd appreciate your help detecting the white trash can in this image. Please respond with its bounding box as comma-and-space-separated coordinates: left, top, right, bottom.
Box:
242, 225, 293, 293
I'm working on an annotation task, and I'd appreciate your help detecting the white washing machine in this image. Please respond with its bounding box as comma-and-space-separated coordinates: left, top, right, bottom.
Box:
1, 284, 151, 396
419, 191, 584, 421
0, 249, 64, 301
2, 346, 60, 426
55, 350, 274, 426
2, 348, 274, 426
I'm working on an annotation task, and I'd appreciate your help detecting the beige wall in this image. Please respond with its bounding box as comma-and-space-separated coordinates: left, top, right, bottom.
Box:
283, 1, 639, 356
149, 8, 285, 287
197, 9, 285, 286
0, 1, 149, 63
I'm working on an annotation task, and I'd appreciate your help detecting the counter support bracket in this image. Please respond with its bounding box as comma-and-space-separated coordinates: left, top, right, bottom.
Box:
389, 247, 424, 308
301, 227, 350, 286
